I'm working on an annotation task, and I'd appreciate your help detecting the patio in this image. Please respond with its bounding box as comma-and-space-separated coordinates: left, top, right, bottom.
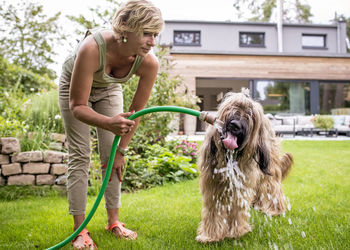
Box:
169, 133, 350, 142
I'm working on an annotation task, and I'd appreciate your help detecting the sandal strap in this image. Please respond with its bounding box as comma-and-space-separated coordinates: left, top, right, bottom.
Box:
72, 228, 97, 248
105, 221, 137, 239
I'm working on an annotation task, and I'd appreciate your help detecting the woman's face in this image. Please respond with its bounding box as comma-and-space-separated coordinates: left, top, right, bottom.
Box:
127, 31, 158, 56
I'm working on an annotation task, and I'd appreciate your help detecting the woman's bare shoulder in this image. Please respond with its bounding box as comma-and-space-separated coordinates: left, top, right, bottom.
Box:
75, 35, 100, 72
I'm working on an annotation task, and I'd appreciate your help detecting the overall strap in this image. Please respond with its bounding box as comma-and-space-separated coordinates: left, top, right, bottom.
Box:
91, 30, 106, 72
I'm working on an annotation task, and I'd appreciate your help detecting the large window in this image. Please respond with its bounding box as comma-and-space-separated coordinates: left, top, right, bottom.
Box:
255, 81, 310, 114
320, 83, 350, 114
302, 34, 327, 49
173, 30, 201, 46
239, 32, 265, 47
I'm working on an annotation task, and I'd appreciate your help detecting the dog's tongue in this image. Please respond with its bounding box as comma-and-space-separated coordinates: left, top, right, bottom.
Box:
222, 133, 238, 150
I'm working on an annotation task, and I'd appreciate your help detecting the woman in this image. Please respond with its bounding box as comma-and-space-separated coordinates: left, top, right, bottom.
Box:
58, 0, 164, 248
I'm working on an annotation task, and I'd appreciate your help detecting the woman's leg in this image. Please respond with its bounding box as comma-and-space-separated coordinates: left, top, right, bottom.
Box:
91, 86, 123, 223
59, 83, 91, 232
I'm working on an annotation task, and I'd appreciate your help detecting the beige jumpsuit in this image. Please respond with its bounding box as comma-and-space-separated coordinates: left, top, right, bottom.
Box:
58, 28, 144, 215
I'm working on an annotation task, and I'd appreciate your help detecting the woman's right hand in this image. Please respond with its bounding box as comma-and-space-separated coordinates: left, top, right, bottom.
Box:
107, 111, 136, 135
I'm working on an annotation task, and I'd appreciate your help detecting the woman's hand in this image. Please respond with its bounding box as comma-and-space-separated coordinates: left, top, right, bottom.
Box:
110, 151, 125, 182
107, 111, 136, 136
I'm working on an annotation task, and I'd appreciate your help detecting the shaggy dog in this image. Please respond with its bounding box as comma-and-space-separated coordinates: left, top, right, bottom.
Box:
196, 90, 293, 243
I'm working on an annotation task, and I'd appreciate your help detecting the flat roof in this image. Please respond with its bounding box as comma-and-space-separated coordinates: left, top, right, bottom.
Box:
165, 20, 343, 29
168, 50, 350, 58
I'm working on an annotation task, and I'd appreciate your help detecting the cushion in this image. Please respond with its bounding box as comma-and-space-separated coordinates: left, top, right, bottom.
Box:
297, 115, 314, 126
333, 115, 345, 126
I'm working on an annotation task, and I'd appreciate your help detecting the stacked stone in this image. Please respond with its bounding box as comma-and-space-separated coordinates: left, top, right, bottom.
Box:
0, 137, 68, 186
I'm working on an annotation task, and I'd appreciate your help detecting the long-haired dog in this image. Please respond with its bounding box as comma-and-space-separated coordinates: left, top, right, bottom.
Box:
196, 90, 293, 243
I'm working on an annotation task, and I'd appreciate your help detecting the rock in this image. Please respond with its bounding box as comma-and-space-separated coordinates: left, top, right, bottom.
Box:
8, 174, 35, 185
0, 137, 21, 154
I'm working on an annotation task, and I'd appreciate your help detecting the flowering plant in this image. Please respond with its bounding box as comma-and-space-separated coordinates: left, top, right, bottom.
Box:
175, 140, 198, 163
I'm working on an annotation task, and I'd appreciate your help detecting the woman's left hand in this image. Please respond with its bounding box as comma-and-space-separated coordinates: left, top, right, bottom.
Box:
110, 151, 125, 182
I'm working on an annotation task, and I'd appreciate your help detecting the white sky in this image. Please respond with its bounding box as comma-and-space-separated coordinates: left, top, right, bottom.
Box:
40, 0, 350, 23
10, 0, 350, 81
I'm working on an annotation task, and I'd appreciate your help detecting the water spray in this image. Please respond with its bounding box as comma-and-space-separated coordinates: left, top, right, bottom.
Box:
47, 106, 222, 249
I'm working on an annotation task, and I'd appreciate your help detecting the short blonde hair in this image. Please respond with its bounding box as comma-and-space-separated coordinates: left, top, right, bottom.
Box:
112, 0, 164, 40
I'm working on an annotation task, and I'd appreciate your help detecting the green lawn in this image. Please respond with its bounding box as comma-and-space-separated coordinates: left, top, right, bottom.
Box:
0, 140, 349, 249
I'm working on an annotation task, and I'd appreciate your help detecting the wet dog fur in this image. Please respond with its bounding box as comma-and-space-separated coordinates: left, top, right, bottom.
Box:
196, 90, 293, 243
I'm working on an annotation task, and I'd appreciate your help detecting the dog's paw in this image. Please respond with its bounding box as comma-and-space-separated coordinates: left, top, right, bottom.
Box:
227, 223, 252, 239
195, 234, 219, 243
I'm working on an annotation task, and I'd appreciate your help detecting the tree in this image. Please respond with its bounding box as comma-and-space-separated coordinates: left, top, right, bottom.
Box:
0, 1, 65, 79
233, 0, 313, 23
66, 0, 121, 36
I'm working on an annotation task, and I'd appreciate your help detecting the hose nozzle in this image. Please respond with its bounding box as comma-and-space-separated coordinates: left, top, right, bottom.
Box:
199, 112, 224, 133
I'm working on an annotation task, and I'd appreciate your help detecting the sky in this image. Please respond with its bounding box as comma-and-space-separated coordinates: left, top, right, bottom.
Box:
40, 0, 350, 23
10, 0, 350, 81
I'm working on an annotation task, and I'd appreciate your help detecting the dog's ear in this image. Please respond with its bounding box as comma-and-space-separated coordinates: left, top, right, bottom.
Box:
256, 143, 272, 176
210, 137, 217, 157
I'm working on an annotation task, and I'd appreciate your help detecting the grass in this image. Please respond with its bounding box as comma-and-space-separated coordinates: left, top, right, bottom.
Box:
0, 140, 349, 249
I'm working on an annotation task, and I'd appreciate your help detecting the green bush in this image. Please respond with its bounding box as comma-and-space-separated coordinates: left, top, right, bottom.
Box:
0, 56, 55, 94
122, 140, 199, 192
0, 87, 29, 138
314, 115, 334, 130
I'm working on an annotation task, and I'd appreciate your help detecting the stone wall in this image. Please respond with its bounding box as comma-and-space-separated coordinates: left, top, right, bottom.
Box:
0, 135, 68, 186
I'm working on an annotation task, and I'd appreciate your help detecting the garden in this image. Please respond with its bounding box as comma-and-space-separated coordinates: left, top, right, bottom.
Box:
0, 141, 349, 249
0, 1, 349, 249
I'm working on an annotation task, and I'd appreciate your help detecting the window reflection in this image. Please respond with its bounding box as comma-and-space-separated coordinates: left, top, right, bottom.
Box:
239, 32, 265, 47
173, 31, 201, 46
255, 81, 310, 114
302, 34, 326, 48
320, 83, 350, 114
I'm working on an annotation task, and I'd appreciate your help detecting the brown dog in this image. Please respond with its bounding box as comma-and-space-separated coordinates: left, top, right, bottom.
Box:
196, 90, 293, 243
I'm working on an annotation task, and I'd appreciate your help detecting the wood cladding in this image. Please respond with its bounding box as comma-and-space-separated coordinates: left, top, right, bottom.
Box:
170, 54, 350, 81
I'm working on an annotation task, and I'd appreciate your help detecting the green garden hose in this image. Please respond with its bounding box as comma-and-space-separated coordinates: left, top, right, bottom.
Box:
47, 106, 211, 249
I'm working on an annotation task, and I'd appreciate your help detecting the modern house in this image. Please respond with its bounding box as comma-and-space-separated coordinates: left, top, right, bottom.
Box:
158, 20, 350, 135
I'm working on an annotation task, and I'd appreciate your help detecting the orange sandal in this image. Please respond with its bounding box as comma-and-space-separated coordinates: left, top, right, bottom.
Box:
72, 228, 97, 249
105, 221, 137, 240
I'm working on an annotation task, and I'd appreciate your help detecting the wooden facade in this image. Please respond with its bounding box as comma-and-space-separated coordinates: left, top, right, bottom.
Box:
170, 54, 350, 90
169, 53, 350, 134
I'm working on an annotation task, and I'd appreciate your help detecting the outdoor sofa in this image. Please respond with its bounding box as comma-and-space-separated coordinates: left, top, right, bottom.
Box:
266, 114, 350, 137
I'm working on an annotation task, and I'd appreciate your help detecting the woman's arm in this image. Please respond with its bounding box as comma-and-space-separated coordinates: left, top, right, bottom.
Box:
113, 53, 159, 181
69, 36, 135, 136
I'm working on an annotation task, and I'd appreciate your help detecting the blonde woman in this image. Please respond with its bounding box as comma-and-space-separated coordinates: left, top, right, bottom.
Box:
58, 0, 164, 248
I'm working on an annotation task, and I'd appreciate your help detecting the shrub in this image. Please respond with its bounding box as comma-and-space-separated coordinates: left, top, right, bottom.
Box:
314, 115, 334, 130
174, 140, 198, 163
122, 141, 199, 192
0, 56, 55, 94
0, 87, 29, 138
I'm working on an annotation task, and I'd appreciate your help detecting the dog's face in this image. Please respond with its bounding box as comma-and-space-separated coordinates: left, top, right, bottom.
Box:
213, 91, 271, 175
221, 112, 248, 151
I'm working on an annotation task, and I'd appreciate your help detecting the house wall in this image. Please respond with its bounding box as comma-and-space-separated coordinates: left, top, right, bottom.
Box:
283, 25, 338, 53
169, 53, 350, 134
159, 20, 350, 135
160, 21, 347, 55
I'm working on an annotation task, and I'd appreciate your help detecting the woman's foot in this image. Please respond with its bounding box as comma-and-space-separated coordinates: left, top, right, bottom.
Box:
72, 228, 97, 249
105, 221, 137, 240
